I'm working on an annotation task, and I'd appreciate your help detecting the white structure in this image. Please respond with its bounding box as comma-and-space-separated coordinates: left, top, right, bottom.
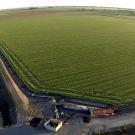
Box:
44, 118, 62, 132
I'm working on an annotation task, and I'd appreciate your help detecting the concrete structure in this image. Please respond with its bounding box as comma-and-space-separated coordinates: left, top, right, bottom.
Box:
44, 118, 62, 132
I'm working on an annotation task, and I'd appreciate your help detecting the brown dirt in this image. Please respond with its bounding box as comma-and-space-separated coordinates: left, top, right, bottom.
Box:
0, 58, 30, 124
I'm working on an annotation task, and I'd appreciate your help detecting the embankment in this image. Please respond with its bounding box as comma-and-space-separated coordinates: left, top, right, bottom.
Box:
0, 58, 31, 125
0, 73, 16, 127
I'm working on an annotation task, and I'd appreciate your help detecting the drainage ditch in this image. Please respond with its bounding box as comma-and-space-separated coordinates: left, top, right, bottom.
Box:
0, 73, 17, 127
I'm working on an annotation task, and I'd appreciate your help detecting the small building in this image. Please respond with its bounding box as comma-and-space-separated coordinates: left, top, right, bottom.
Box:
44, 118, 62, 132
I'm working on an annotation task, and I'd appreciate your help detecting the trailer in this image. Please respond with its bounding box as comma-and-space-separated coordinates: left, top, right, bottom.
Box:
92, 108, 115, 116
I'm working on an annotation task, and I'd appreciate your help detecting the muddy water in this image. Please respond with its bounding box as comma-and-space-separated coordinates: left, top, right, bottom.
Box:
0, 73, 16, 127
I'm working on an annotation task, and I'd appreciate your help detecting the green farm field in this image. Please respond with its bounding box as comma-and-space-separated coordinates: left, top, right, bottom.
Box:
1, 8, 135, 104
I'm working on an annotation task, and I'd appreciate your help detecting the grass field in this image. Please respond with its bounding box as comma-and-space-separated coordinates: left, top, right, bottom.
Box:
1, 8, 135, 104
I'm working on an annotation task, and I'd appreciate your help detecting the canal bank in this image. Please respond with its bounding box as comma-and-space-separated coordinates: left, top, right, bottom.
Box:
0, 55, 57, 128
0, 58, 31, 127
0, 67, 16, 127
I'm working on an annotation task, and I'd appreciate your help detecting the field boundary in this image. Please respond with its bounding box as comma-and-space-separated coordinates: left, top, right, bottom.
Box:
0, 41, 112, 108
0, 41, 126, 104
0, 41, 44, 90
0, 53, 31, 124
1, 41, 130, 104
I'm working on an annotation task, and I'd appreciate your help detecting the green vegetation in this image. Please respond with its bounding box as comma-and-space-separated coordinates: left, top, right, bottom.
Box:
1, 8, 135, 104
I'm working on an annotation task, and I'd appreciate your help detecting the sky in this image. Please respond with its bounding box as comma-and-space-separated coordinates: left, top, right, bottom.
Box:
0, 0, 135, 10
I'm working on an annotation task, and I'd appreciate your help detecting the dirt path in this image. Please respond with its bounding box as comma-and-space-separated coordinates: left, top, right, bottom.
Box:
0, 112, 135, 135
0, 58, 30, 124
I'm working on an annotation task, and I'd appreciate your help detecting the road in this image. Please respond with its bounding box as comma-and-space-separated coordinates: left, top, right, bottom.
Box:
0, 110, 135, 135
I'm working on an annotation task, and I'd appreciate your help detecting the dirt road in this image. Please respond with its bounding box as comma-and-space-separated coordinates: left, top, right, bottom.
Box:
0, 110, 135, 135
